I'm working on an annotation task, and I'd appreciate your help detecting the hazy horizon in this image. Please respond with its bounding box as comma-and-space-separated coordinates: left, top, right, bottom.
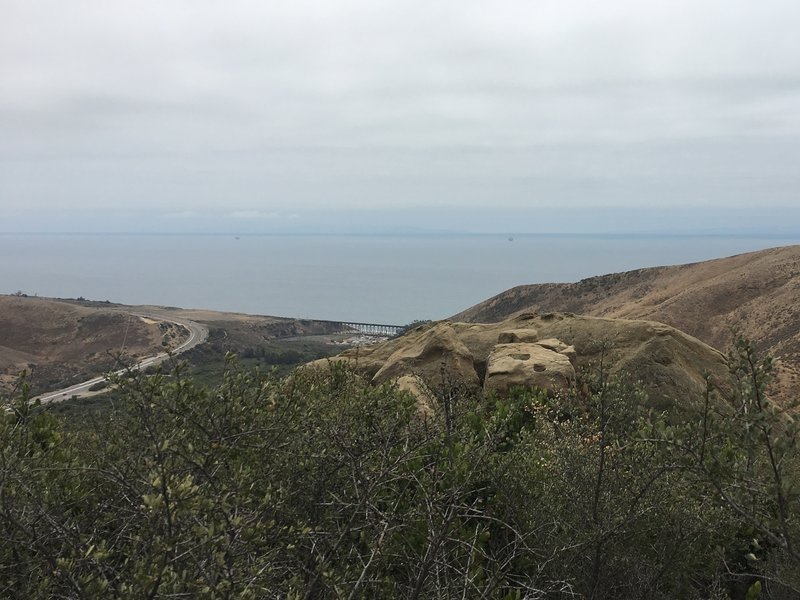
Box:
5, 205, 800, 237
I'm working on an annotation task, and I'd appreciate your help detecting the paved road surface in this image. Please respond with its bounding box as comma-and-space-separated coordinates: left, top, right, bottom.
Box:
35, 312, 209, 405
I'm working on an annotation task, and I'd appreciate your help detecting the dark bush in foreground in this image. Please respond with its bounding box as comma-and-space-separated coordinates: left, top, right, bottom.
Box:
0, 341, 798, 598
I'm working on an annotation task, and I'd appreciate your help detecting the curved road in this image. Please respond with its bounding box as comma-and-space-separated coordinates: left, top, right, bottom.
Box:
36, 312, 209, 405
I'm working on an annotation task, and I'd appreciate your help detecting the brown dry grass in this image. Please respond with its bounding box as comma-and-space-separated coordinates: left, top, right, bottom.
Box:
0, 296, 169, 395
453, 245, 800, 396
0, 297, 347, 396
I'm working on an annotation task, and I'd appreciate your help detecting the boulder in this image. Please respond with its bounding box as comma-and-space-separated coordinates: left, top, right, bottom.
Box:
537, 338, 569, 353
484, 342, 575, 396
372, 322, 479, 387
560, 345, 577, 364
497, 328, 539, 344
395, 374, 436, 417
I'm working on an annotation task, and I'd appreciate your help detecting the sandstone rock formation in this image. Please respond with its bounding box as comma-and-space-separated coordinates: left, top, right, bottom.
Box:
372, 322, 479, 386
311, 312, 730, 414
497, 328, 539, 344
484, 342, 575, 396
395, 374, 436, 417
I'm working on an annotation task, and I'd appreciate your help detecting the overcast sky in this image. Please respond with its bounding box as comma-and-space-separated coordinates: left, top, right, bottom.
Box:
2, 0, 799, 233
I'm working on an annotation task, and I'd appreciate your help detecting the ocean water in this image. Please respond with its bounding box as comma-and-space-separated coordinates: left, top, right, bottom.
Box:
1, 233, 798, 325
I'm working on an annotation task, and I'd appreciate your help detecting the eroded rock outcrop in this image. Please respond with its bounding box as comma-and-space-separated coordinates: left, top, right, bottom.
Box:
497, 328, 539, 344
372, 322, 479, 386
484, 343, 575, 396
310, 313, 730, 414
395, 374, 436, 417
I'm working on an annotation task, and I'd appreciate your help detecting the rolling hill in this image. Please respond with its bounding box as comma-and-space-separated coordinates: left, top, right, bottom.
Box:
452, 245, 800, 394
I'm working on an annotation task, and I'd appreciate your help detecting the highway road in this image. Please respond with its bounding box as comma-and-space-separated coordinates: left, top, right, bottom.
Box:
35, 312, 209, 405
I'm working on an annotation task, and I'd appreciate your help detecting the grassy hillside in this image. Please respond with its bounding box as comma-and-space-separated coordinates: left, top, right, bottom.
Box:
0, 295, 356, 397
0, 295, 173, 395
453, 245, 800, 395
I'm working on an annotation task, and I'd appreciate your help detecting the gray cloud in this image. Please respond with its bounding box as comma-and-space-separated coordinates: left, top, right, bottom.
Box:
2, 0, 800, 228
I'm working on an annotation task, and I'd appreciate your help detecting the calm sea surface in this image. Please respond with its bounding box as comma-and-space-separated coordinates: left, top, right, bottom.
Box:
1, 234, 798, 324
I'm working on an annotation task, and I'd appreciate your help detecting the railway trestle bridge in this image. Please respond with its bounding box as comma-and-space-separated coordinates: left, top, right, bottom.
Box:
312, 320, 404, 337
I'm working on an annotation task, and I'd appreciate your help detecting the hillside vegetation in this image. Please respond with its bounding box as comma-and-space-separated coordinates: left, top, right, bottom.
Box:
2, 341, 799, 598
